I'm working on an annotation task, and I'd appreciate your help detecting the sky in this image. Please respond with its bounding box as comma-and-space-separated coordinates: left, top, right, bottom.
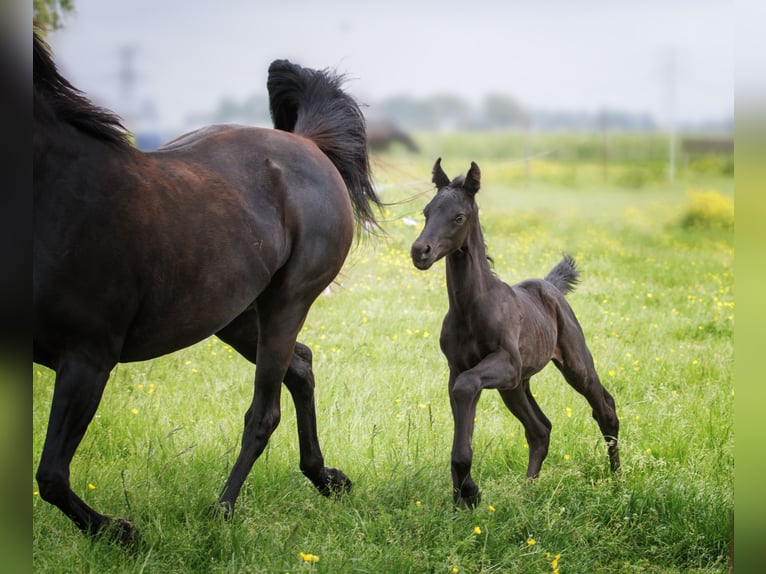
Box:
46, 0, 734, 133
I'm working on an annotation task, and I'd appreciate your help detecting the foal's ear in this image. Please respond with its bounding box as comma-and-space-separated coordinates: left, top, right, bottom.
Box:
432, 157, 451, 189
463, 161, 481, 195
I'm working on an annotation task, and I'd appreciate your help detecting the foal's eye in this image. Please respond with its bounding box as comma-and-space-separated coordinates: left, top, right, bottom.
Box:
454, 214, 466, 224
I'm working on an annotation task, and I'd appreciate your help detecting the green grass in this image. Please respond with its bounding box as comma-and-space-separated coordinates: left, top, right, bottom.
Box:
33, 133, 733, 573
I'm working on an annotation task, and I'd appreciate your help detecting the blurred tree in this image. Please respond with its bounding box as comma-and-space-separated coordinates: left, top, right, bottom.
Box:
482, 94, 528, 128
34, 0, 74, 32
376, 95, 434, 129
426, 94, 471, 130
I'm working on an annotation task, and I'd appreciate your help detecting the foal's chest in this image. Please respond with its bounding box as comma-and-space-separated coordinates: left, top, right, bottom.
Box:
439, 307, 501, 371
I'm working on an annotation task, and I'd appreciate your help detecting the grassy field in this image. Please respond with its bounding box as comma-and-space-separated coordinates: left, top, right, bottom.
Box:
33, 133, 733, 573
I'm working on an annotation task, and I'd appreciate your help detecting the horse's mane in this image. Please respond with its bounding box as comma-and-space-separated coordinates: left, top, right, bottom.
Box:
33, 30, 130, 147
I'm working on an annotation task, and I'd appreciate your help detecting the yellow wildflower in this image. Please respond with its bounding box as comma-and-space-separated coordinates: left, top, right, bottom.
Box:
299, 552, 319, 564
473, 526, 482, 535
527, 537, 536, 546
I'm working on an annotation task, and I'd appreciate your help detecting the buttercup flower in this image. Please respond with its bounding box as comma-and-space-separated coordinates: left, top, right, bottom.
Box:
299, 552, 319, 564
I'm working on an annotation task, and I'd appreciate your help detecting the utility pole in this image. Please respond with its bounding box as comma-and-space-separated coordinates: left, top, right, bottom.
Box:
664, 47, 677, 183
601, 108, 609, 183
117, 45, 138, 128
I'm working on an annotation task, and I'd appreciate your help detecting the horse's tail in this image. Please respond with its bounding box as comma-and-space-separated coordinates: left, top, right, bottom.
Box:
267, 59, 381, 233
544, 254, 580, 295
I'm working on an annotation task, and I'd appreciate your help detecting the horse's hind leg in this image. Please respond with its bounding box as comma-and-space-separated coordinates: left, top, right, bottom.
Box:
284, 342, 350, 495
218, 313, 349, 498
216, 299, 349, 517
36, 353, 136, 544
216, 313, 292, 516
498, 379, 552, 479
554, 320, 620, 471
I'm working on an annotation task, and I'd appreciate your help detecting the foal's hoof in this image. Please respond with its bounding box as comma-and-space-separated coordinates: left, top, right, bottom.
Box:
311, 467, 352, 497
95, 517, 139, 548
453, 489, 481, 510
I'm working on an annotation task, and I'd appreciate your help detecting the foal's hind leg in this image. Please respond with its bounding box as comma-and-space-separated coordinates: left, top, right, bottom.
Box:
554, 319, 620, 471
36, 353, 136, 544
498, 378, 552, 479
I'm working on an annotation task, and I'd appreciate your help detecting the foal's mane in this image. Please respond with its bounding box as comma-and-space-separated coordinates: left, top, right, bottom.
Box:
33, 31, 130, 147
443, 175, 495, 271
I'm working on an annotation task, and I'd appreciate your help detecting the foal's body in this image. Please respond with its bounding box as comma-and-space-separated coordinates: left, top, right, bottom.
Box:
412, 159, 620, 507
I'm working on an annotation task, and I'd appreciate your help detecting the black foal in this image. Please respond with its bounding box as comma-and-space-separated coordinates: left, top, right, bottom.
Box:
411, 158, 620, 508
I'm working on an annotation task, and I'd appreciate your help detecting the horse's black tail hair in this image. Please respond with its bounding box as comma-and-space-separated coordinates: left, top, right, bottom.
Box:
544, 254, 580, 295
267, 59, 382, 234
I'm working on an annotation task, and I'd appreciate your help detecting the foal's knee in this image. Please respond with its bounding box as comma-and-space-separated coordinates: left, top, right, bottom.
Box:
451, 372, 481, 403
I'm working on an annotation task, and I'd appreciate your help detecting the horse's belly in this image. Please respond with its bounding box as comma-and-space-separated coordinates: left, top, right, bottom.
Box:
119, 266, 270, 362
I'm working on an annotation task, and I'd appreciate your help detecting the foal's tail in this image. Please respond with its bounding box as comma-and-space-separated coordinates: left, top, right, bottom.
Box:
267, 59, 382, 233
545, 254, 580, 295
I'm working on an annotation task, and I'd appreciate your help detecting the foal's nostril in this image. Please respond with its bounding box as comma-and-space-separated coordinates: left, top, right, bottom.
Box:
412, 242, 431, 260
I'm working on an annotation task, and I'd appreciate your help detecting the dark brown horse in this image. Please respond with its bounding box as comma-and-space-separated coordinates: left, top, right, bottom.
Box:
366, 119, 419, 153
33, 31, 380, 543
411, 159, 620, 508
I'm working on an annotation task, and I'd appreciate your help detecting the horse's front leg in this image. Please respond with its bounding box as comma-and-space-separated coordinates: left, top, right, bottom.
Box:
449, 349, 519, 509
284, 342, 350, 496
36, 352, 137, 544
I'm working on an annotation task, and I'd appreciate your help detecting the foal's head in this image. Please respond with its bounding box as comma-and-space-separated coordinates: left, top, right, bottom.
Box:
411, 158, 481, 270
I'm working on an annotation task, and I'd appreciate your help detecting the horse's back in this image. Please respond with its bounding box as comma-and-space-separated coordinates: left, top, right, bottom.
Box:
153, 125, 351, 223
151, 124, 355, 286
35, 124, 354, 365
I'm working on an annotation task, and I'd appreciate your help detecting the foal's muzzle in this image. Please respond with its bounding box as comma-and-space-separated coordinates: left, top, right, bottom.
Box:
411, 239, 435, 270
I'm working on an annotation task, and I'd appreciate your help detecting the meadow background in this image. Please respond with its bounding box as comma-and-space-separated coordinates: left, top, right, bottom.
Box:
32, 132, 733, 573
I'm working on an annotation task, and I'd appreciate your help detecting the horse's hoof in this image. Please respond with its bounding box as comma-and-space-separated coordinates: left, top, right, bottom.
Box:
313, 467, 352, 497
96, 517, 139, 547
209, 500, 234, 520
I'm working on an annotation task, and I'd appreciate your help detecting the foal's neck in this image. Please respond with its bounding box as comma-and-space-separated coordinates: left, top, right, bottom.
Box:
445, 219, 494, 310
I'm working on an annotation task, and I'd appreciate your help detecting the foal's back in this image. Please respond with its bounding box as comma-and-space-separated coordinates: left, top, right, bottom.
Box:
509, 276, 575, 376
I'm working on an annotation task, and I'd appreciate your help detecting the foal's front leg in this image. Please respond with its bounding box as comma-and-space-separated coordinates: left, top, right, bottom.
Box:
449, 349, 518, 508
